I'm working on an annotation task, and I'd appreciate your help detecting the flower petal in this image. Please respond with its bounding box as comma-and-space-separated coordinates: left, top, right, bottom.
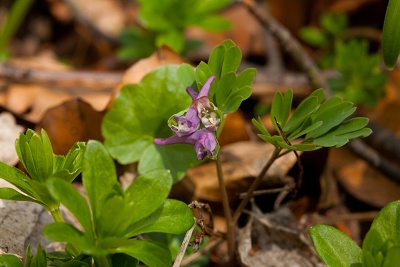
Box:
197, 76, 216, 99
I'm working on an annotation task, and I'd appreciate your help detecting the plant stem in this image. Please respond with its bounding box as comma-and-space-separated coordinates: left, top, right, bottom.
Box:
50, 207, 64, 223
232, 147, 281, 223
215, 156, 236, 265
96, 255, 111, 267
50, 207, 81, 256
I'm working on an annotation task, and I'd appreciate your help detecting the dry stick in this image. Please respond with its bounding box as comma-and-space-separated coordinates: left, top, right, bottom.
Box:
215, 156, 236, 265
232, 147, 282, 223
0, 62, 121, 90
181, 237, 225, 267
239, 0, 400, 183
172, 220, 197, 267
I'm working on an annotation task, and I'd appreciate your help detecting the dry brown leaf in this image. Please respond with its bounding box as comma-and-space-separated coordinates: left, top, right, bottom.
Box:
36, 98, 104, 155
177, 141, 297, 203
219, 111, 250, 146
329, 147, 400, 208
63, 0, 125, 38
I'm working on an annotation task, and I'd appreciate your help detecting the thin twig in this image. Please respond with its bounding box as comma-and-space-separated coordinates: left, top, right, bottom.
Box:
0, 62, 121, 90
215, 156, 236, 265
172, 220, 197, 267
181, 237, 224, 267
232, 147, 281, 223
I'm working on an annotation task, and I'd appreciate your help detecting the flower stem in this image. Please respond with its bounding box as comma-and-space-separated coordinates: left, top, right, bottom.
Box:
215, 156, 236, 265
232, 147, 281, 223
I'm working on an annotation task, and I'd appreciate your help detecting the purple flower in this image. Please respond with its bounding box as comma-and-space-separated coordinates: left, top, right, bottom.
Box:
171, 106, 200, 137
154, 129, 217, 160
155, 76, 221, 160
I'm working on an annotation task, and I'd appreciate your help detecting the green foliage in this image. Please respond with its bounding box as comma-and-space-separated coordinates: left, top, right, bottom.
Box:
182, 39, 256, 114
118, 0, 232, 60
301, 13, 386, 106
309, 201, 400, 267
252, 88, 372, 151
0, 254, 22, 267
0, 0, 33, 61
0, 129, 85, 211
309, 225, 362, 267
362, 201, 400, 267
328, 39, 387, 107
102, 65, 200, 181
382, 0, 400, 69
44, 140, 194, 267
300, 13, 348, 47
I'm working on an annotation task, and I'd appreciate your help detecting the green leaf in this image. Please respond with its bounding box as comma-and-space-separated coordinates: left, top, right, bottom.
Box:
195, 0, 232, 14
382, 0, 400, 69
312, 128, 372, 148
0, 187, 38, 202
138, 144, 199, 182
52, 141, 85, 183
111, 254, 139, 267
125, 170, 172, 224
208, 44, 226, 79
26, 179, 58, 210
283, 96, 320, 134
216, 72, 236, 108
271, 89, 293, 129
0, 254, 22, 267
299, 27, 329, 47
383, 246, 400, 267
43, 223, 101, 255
102, 65, 193, 164
288, 120, 323, 141
309, 224, 362, 267
114, 239, 171, 267
252, 117, 271, 137
362, 201, 400, 261
15, 129, 54, 183
155, 31, 185, 53
177, 63, 196, 89
221, 45, 241, 76
47, 179, 93, 237
236, 68, 257, 88
0, 162, 38, 199
305, 101, 356, 139
82, 140, 122, 226
125, 199, 194, 237
24, 244, 47, 267
195, 16, 231, 32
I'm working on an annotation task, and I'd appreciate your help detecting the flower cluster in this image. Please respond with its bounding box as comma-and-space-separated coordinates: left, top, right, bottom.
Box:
154, 76, 221, 160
